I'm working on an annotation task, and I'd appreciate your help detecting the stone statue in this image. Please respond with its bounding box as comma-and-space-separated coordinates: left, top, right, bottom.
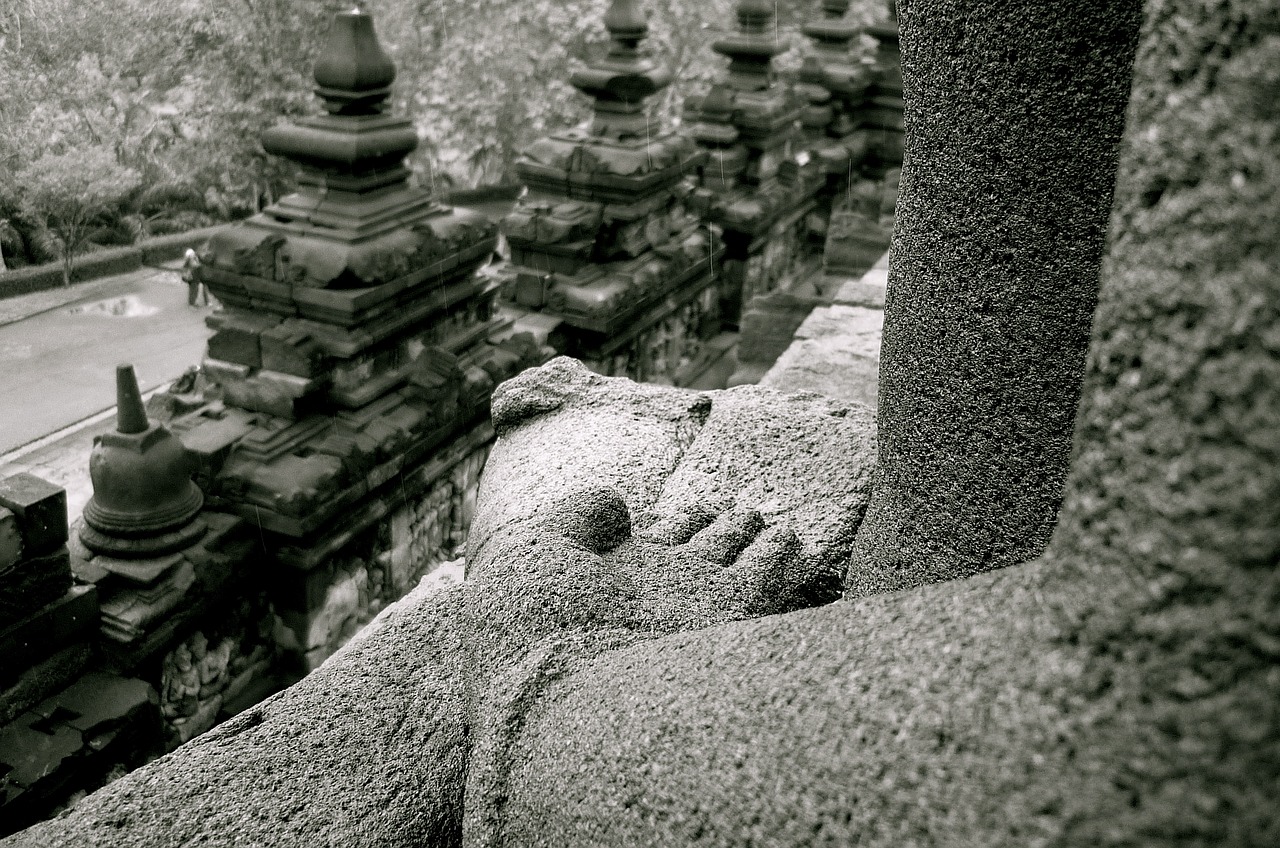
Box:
10, 1, 1277, 846
184, 631, 231, 700
160, 644, 200, 720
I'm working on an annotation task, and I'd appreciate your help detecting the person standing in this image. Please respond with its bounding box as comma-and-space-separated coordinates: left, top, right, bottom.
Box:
182, 248, 208, 307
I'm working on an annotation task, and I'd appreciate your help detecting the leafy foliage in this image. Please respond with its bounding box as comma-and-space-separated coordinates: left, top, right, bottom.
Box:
15, 147, 141, 284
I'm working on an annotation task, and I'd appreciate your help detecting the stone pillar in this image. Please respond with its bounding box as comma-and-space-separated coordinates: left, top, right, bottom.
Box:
846, 0, 1144, 595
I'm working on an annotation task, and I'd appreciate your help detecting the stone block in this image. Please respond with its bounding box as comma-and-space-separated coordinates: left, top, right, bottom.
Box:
98, 559, 196, 644
0, 671, 154, 829
0, 474, 68, 558
201, 357, 252, 384
761, 338, 881, 410
792, 304, 884, 349
0, 641, 94, 727
173, 407, 259, 489
205, 311, 284, 368
34, 672, 155, 738
0, 584, 97, 676
736, 300, 818, 365
260, 324, 325, 377
832, 265, 889, 308
221, 371, 322, 420
94, 552, 185, 586
0, 507, 21, 572
758, 304, 883, 408
0, 547, 73, 625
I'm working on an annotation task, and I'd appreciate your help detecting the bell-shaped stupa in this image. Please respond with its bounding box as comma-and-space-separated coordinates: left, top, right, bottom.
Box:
81, 364, 205, 556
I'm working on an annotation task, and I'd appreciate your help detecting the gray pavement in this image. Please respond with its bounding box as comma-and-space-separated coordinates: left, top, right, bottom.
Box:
0, 264, 213, 456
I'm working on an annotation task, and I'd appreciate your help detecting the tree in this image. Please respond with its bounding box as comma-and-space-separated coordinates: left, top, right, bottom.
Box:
15, 147, 140, 285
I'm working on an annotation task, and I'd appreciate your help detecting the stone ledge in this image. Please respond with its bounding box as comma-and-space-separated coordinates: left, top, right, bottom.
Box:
832, 262, 888, 308
759, 258, 886, 409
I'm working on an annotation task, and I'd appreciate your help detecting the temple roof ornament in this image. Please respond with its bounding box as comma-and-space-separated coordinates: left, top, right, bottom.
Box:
801, 0, 859, 50
498, 0, 721, 359
200, 8, 495, 303
311, 9, 397, 115
568, 0, 673, 138
713, 0, 787, 93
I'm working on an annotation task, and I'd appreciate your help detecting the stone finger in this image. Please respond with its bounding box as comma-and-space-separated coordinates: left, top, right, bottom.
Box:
683, 505, 764, 566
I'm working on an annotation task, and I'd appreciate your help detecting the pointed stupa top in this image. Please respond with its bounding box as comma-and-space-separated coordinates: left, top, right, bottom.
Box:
602, 0, 647, 44
262, 8, 417, 183
570, 0, 673, 137
713, 0, 787, 92
200, 7, 498, 309
803, 0, 858, 47
115, 362, 149, 435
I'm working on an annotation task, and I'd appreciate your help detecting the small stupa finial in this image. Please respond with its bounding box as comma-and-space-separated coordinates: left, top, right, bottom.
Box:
115, 363, 149, 435
312, 8, 397, 115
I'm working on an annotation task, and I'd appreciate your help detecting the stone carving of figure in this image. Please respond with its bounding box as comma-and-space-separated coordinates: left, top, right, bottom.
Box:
190, 631, 228, 699
161, 644, 201, 720
367, 565, 386, 616
353, 565, 370, 619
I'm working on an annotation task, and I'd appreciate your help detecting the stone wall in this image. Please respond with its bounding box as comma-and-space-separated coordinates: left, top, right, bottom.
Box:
276, 439, 488, 671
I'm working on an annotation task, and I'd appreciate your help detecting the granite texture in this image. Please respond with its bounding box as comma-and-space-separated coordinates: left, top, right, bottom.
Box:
8, 0, 1278, 846
9, 360, 877, 846
489, 3, 1278, 845
761, 301, 884, 409
845, 0, 1145, 595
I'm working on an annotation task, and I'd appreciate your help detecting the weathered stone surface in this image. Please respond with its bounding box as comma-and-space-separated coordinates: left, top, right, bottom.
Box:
0, 547, 72, 625
0, 641, 93, 728
0, 508, 21, 572
205, 311, 283, 368
832, 259, 887, 308
0, 585, 97, 675
0, 475, 67, 559
11, 579, 471, 847
7, 357, 876, 845
757, 260, 887, 409
11, 1, 1279, 846
846, 0, 1143, 594
760, 305, 883, 410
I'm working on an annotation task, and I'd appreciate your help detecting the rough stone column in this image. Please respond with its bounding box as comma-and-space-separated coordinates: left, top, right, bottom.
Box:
846, 0, 1143, 595
1049, 5, 1280, 573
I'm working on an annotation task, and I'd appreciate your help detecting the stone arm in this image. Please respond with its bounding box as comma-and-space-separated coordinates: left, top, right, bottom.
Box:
9, 357, 875, 847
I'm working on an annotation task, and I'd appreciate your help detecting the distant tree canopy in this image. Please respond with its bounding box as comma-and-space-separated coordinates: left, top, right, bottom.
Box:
16, 148, 142, 284
0, 0, 882, 270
